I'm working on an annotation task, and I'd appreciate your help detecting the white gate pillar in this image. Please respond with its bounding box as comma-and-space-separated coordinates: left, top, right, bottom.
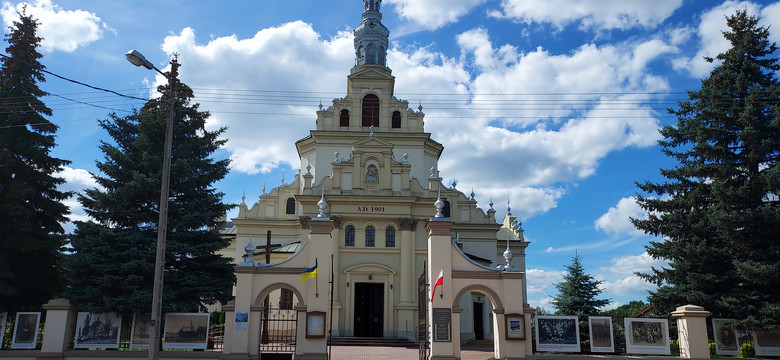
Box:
672, 304, 711, 359
294, 214, 334, 360
41, 298, 77, 352
427, 218, 455, 360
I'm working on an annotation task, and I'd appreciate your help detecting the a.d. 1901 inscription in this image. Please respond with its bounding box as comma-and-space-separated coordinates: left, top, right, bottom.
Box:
357, 206, 384, 212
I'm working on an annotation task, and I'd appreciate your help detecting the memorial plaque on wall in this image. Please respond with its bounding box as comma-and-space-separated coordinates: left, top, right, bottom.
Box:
433, 308, 451, 342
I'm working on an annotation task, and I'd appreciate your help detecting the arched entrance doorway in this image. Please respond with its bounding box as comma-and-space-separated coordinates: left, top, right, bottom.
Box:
255, 283, 305, 359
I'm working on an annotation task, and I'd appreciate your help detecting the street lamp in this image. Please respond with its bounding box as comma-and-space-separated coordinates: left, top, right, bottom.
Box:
126, 49, 175, 360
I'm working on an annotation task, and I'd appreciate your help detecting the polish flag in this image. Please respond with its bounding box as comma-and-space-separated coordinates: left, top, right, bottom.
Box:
430, 269, 444, 303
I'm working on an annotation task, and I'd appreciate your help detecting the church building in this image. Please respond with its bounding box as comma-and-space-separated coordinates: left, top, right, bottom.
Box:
221, 0, 530, 343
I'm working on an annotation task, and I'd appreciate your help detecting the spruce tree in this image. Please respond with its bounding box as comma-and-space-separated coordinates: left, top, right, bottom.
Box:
65, 58, 235, 313
0, 11, 70, 312
552, 255, 610, 317
633, 10, 780, 330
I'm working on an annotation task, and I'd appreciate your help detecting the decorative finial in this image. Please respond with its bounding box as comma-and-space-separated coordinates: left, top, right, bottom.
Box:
241, 191, 246, 205
507, 198, 511, 216
451, 179, 457, 189
316, 190, 328, 218
430, 166, 436, 178
503, 237, 514, 268
434, 188, 444, 218
403, 151, 409, 163
318, 100, 323, 110
369, 125, 376, 136
334, 148, 340, 163
262, 183, 266, 195
489, 197, 494, 210
281, 173, 285, 186
306, 162, 312, 175
418, 102, 423, 112
470, 188, 475, 201
243, 233, 255, 266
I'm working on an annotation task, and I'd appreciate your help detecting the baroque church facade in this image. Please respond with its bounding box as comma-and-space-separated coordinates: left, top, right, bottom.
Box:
220, 0, 529, 342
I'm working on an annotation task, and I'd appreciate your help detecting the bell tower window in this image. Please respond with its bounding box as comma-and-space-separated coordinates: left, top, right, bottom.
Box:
340, 109, 350, 127
391, 111, 401, 128
366, 43, 377, 64
362, 94, 379, 127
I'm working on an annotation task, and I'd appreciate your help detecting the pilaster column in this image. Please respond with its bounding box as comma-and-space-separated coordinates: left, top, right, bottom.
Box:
427, 219, 455, 360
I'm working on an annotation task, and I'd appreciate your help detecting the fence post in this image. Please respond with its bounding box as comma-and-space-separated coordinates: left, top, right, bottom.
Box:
671, 304, 711, 359
41, 298, 77, 353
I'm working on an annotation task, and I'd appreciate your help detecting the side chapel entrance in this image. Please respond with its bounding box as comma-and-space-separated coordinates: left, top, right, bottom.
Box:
353, 283, 384, 337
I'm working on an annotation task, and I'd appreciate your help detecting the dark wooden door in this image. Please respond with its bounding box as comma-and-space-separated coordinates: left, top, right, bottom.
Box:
473, 302, 484, 340
354, 283, 383, 337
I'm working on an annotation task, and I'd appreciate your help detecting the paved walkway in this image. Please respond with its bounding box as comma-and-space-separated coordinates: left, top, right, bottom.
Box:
328, 345, 495, 360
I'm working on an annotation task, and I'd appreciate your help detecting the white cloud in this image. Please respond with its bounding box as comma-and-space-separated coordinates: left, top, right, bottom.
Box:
672, 1, 764, 78
599, 253, 666, 298
55, 166, 99, 231
526, 268, 564, 296
386, 0, 487, 30
595, 196, 647, 238
159, 23, 354, 175
491, 0, 683, 31
148, 15, 676, 221
0, 0, 105, 52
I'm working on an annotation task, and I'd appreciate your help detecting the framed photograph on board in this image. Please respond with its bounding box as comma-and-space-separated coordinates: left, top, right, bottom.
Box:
74, 312, 122, 349
753, 328, 780, 357
163, 313, 210, 350
624, 318, 670, 355
130, 314, 152, 349
504, 314, 525, 340
11, 312, 41, 349
588, 316, 614, 352
712, 319, 739, 356
306, 312, 326, 338
0, 312, 7, 348
535, 315, 580, 352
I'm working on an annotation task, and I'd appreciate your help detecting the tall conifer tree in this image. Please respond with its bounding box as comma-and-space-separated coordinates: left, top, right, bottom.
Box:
0, 11, 70, 312
633, 10, 779, 330
66, 58, 235, 313
552, 255, 610, 316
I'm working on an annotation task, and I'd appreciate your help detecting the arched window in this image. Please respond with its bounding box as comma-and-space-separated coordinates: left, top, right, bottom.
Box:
365, 225, 375, 247
340, 109, 349, 127
366, 43, 377, 64
362, 94, 379, 127
285, 197, 295, 214
391, 111, 401, 128
443, 200, 451, 218
365, 164, 379, 182
358, 45, 365, 65
345, 225, 355, 247
379, 46, 386, 66
385, 226, 395, 247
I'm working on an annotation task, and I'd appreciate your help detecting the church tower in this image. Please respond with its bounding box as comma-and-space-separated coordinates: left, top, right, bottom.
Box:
228, 0, 530, 342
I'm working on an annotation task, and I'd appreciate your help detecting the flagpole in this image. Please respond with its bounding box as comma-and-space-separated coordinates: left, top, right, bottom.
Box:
328, 254, 334, 360
315, 257, 319, 297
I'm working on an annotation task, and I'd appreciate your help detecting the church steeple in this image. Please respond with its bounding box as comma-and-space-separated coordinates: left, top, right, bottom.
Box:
353, 0, 390, 73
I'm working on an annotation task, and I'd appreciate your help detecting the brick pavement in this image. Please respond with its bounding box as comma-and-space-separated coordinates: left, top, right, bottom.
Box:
327, 345, 495, 360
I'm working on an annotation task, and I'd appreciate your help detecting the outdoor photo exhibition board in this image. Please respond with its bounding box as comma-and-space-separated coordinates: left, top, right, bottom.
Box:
74, 312, 122, 349
753, 328, 780, 357
534, 315, 580, 352
163, 313, 210, 350
130, 314, 152, 349
624, 318, 670, 355
11, 312, 41, 349
588, 316, 614, 352
712, 319, 740, 356
0, 312, 6, 348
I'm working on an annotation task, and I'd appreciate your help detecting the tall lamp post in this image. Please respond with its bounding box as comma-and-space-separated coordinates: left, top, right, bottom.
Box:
125, 49, 175, 360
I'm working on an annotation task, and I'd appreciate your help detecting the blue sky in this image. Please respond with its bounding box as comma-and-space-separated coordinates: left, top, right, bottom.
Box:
4, 0, 779, 312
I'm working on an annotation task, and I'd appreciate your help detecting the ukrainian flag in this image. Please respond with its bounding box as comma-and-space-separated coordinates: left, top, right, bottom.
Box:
300, 258, 317, 282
